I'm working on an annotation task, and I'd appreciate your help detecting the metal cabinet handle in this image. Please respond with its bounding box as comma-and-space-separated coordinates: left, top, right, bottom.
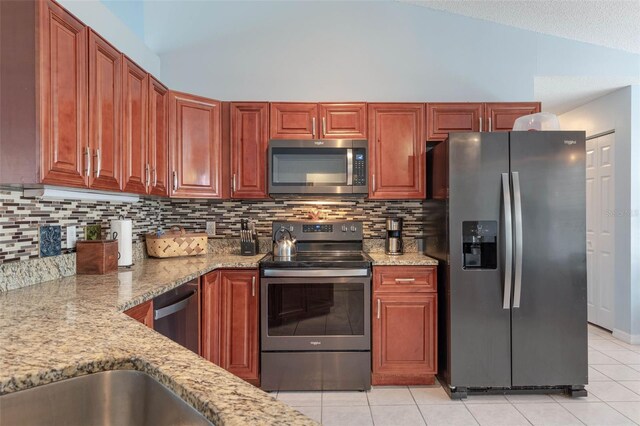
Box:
322, 117, 327, 136
488, 117, 493, 132
85, 147, 91, 177
94, 148, 101, 178
252, 276, 256, 297
377, 298, 381, 320
154, 291, 196, 320
372, 174, 375, 191
172, 171, 178, 191
395, 278, 415, 283
479, 117, 483, 132
152, 167, 157, 187
145, 163, 150, 188
312, 117, 316, 138
501, 173, 513, 310
232, 174, 236, 193
512, 171, 523, 308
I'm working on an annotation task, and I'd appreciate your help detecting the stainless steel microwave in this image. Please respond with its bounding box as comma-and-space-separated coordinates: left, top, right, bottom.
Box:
268, 139, 368, 196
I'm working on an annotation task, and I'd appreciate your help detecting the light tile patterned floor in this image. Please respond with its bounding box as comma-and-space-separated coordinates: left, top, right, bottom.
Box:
275, 324, 640, 425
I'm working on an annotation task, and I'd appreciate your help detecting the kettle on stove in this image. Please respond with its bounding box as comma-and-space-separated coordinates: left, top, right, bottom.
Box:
273, 228, 297, 259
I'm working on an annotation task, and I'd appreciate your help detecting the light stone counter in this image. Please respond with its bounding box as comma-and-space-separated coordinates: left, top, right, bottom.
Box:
0, 253, 316, 425
368, 252, 440, 266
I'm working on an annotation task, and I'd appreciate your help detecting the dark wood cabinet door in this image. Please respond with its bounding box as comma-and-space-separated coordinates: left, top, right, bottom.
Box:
230, 102, 269, 199
219, 270, 259, 385
368, 103, 425, 199
169, 91, 222, 198
484, 102, 541, 132
426, 103, 483, 141
319, 103, 367, 139
148, 77, 169, 196
372, 293, 437, 385
38, 0, 88, 188
270, 103, 318, 139
124, 300, 153, 328
122, 57, 148, 194
201, 271, 222, 365
88, 30, 121, 191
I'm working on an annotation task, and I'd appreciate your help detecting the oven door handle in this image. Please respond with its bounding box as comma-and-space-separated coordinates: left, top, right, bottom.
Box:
262, 268, 370, 278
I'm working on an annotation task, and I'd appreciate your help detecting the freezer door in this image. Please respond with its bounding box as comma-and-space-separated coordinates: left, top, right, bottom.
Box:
448, 133, 512, 387
509, 131, 588, 387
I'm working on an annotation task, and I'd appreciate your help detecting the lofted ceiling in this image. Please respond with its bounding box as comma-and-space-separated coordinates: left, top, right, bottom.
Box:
403, 0, 640, 54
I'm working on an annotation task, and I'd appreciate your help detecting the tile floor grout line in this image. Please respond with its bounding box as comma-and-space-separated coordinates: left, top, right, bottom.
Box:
602, 400, 640, 425
408, 385, 429, 425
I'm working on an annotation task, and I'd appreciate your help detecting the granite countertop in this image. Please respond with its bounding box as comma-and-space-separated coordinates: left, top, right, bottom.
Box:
368, 252, 440, 266
0, 253, 317, 425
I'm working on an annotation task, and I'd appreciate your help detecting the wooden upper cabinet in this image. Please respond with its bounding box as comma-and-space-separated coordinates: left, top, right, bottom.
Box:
124, 300, 153, 328
121, 57, 148, 194
148, 77, 169, 196
484, 102, 541, 132
88, 30, 121, 191
38, 0, 88, 188
368, 103, 426, 199
169, 91, 222, 198
230, 102, 269, 199
270, 103, 318, 139
319, 103, 367, 139
219, 270, 259, 385
426, 103, 483, 141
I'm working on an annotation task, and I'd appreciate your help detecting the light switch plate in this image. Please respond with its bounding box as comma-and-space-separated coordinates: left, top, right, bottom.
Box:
66, 225, 77, 249
206, 221, 216, 236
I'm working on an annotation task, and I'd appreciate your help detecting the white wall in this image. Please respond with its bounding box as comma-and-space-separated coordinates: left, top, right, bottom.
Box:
560, 86, 640, 341
148, 1, 640, 105
60, 0, 160, 77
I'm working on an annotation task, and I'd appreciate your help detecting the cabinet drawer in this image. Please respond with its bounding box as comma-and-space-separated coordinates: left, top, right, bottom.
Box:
374, 266, 436, 293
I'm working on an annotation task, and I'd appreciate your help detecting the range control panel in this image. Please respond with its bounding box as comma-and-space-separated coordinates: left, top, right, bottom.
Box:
272, 221, 363, 242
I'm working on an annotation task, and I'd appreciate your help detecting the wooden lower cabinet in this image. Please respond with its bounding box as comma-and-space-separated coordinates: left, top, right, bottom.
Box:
124, 300, 153, 328
202, 269, 260, 386
372, 266, 437, 385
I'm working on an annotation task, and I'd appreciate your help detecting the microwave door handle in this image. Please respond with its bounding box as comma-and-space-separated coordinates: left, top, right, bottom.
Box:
347, 149, 353, 185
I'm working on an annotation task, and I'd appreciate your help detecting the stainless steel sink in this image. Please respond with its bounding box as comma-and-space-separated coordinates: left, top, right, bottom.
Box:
0, 370, 212, 426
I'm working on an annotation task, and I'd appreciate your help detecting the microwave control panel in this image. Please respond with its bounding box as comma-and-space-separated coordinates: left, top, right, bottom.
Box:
353, 149, 367, 186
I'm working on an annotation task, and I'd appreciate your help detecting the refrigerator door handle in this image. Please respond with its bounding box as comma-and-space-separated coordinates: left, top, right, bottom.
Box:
512, 171, 524, 308
501, 173, 513, 309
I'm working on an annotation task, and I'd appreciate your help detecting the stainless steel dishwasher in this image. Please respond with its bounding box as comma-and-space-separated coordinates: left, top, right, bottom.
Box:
153, 279, 199, 354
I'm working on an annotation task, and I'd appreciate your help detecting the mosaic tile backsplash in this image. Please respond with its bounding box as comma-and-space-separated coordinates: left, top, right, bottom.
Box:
0, 189, 428, 264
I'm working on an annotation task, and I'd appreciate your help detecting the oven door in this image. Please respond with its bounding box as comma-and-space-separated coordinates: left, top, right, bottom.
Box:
268, 139, 367, 195
261, 269, 371, 351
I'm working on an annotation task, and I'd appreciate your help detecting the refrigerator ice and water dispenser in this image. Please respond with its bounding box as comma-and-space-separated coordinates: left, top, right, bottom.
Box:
462, 221, 497, 269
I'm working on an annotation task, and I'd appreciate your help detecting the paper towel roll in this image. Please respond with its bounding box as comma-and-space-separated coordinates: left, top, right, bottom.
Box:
110, 219, 133, 267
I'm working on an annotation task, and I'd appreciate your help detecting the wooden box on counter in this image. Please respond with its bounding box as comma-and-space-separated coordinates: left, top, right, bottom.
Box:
76, 240, 119, 275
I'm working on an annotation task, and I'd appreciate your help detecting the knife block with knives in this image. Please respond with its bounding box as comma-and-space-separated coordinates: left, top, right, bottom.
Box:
240, 219, 259, 256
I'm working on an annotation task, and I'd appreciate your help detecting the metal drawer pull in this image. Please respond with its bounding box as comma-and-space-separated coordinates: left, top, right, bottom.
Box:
377, 299, 381, 320
312, 117, 316, 138
479, 117, 483, 132
172, 171, 178, 191
395, 278, 416, 283
322, 117, 327, 136
154, 291, 196, 320
252, 276, 256, 297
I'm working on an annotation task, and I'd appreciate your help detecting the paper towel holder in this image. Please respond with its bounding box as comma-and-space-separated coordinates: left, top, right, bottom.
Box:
110, 216, 134, 268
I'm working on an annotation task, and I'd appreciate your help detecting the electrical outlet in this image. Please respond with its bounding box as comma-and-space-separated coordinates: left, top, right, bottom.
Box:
206, 221, 216, 236
66, 225, 77, 249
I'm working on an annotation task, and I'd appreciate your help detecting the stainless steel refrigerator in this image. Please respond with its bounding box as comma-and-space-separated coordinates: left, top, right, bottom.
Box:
424, 131, 588, 399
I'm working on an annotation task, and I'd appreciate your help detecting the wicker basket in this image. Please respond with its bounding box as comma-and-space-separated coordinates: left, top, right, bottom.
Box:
146, 226, 208, 258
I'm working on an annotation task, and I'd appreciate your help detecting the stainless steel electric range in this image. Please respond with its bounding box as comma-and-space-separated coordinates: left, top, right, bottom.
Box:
260, 220, 372, 391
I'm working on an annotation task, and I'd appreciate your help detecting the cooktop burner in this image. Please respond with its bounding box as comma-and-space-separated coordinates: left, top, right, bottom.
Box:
260, 220, 372, 269
260, 251, 372, 269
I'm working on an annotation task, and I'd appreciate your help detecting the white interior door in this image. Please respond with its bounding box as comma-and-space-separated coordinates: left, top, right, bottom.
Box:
586, 132, 615, 330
